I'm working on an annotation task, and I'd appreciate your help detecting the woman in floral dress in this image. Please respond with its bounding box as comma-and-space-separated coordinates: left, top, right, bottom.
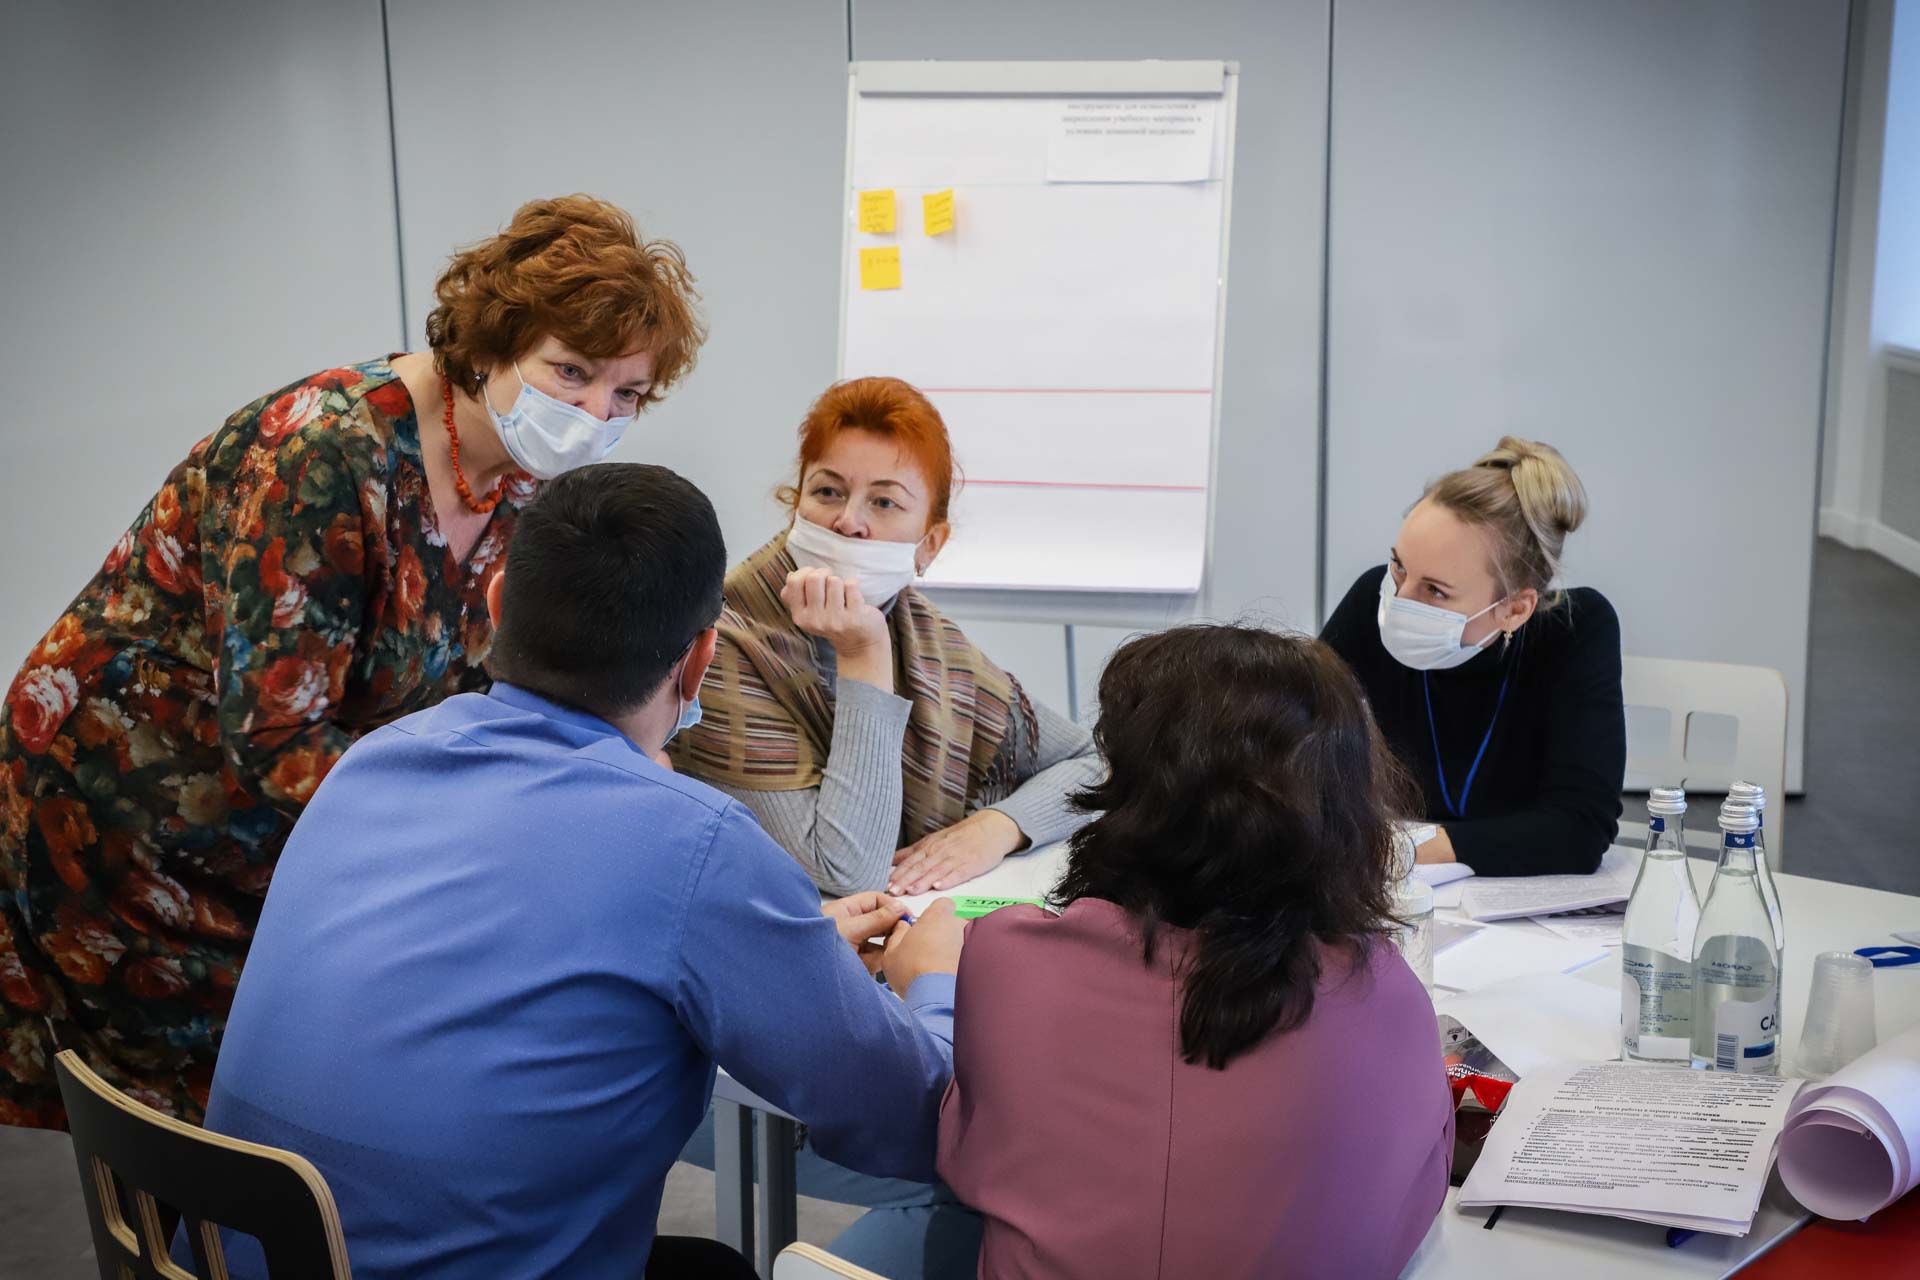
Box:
0, 195, 705, 1127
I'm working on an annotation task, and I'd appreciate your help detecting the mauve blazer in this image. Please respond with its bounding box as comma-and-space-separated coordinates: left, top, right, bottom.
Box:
937, 899, 1453, 1279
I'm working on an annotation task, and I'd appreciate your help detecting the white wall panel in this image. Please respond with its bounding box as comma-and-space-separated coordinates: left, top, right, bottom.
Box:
383, 0, 851, 576
0, 0, 403, 674
1325, 0, 1849, 789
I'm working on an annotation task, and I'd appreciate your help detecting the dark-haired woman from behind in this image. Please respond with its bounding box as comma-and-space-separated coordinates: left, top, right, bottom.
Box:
925, 625, 1452, 1278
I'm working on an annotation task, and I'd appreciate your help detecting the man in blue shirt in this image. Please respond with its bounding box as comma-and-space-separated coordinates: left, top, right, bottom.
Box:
196, 464, 964, 1278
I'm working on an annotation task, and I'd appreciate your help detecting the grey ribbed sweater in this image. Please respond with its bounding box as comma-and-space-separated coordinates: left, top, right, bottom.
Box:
709, 634, 1102, 896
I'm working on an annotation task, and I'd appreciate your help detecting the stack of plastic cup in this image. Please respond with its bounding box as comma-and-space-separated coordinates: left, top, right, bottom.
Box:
1392, 877, 1435, 991
1795, 951, 1877, 1080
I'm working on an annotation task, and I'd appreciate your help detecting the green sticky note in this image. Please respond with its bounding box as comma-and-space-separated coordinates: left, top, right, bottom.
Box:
947, 895, 1047, 920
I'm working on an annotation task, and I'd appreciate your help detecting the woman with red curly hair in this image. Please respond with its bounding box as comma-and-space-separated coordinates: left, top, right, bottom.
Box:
671, 378, 1100, 1261
0, 194, 704, 1129
673, 377, 1100, 898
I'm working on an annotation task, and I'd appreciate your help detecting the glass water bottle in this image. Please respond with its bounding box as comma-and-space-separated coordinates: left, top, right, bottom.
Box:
1690, 802, 1781, 1073
1621, 786, 1701, 1063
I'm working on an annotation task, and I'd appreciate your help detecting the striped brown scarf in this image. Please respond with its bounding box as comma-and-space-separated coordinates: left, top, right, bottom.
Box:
671, 532, 1037, 846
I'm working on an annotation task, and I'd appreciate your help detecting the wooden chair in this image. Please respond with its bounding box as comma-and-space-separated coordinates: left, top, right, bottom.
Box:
1621, 655, 1789, 868
53, 1050, 351, 1279
773, 1242, 891, 1279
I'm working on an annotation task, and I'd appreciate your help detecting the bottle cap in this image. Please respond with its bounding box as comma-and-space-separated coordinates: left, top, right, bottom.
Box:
1729, 780, 1768, 813
1647, 786, 1687, 817
1718, 800, 1760, 833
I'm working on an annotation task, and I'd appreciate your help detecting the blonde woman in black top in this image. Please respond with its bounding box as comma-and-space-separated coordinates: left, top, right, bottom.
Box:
1321, 437, 1625, 876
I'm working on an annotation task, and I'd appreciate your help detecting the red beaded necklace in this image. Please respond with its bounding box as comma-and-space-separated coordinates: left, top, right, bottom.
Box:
443, 377, 506, 514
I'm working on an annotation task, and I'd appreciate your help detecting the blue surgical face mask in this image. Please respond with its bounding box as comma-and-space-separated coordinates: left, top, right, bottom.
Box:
662, 640, 704, 748
482, 362, 636, 480
669, 691, 703, 742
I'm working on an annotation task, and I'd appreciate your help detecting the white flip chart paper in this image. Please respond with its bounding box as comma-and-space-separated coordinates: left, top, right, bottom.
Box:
844, 81, 1231, 592
1046, 98, 1218, 183
1778, 1024, 1920, 1221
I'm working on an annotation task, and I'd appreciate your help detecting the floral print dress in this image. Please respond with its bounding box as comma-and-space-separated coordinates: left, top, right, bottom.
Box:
0, 357, 534, 1127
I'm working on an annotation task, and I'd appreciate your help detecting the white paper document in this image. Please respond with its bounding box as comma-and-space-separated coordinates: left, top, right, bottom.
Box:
1531, 910, 1626, 948
1459, 1061, 1804, 1234
1778, 1023, 1920, 1221
1461, 846, 1640, 922
1432, 924, 1608, 992
1435, 974, 1621, 1077
893, 841, 1069, 921
1046, 98, 1218, 182
1413, 861, 1476, 889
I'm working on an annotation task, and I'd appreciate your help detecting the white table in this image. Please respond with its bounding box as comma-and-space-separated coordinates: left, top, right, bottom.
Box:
1410, 828, 1920, 1278
712, 836, 1920, 1279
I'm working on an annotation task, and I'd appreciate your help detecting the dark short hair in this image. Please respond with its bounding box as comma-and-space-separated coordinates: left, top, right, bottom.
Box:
489, 464, 725, 718
1055, 625, 1414, 1071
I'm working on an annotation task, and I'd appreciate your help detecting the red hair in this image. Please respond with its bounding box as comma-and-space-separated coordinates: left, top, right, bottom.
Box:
781, 378, 958, 524
425, 194, 705, 408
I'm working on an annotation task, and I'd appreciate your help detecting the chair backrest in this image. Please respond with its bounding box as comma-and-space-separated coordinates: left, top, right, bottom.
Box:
773, 1242, 891, 1280
1621, 655, 1788, 868
53, 1051, 351, 1280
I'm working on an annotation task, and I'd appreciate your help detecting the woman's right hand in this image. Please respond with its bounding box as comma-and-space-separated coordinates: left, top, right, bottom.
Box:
781, 567, 892, 688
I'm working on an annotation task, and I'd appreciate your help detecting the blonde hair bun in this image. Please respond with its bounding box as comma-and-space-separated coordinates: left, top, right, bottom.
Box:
1426, 436, 1590, 597
1474, 436, 1588, 540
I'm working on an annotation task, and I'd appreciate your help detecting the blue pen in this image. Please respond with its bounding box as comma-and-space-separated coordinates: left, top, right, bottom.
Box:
1666, 1228, 1696, 1248
872, 909, 914, 984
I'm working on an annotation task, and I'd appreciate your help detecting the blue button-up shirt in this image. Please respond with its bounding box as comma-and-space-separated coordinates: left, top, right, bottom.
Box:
198, 684, 955, 1278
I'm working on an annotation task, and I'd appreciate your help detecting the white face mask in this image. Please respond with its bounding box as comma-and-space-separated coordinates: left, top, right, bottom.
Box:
1376, 568, 1506, 672
785, 515, 922, 604
482, 363, 636, 480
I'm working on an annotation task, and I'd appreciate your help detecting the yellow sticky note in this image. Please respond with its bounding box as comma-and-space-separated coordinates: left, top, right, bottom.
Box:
857, 189, 896, 234
922, 189, 956, 236
859, 246, 901, 291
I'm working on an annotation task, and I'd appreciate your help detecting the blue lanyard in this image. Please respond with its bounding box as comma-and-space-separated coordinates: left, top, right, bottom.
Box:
1423, 668, 1511, 821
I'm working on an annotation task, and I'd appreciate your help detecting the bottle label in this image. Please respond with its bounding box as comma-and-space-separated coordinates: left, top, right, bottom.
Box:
1621, 944, 1693, 1061
1724, 831, 1757, 850
1649, 816, 1666, 833
1698, 931, 1779, 1073
1711, 995, 1778, 1074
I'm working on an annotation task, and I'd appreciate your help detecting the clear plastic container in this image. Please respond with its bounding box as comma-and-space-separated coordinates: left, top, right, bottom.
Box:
1393, 877, 1435, 991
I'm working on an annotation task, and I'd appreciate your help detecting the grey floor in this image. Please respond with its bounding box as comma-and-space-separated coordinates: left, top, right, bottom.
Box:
0, 1126, 861, 1278
2, 537, 1915, 1277
1780, 538, 1920, 896
1614, 537, 1920, 896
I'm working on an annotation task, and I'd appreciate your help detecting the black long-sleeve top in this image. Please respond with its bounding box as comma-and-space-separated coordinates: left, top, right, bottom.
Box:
1321, 565, 1626, 876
